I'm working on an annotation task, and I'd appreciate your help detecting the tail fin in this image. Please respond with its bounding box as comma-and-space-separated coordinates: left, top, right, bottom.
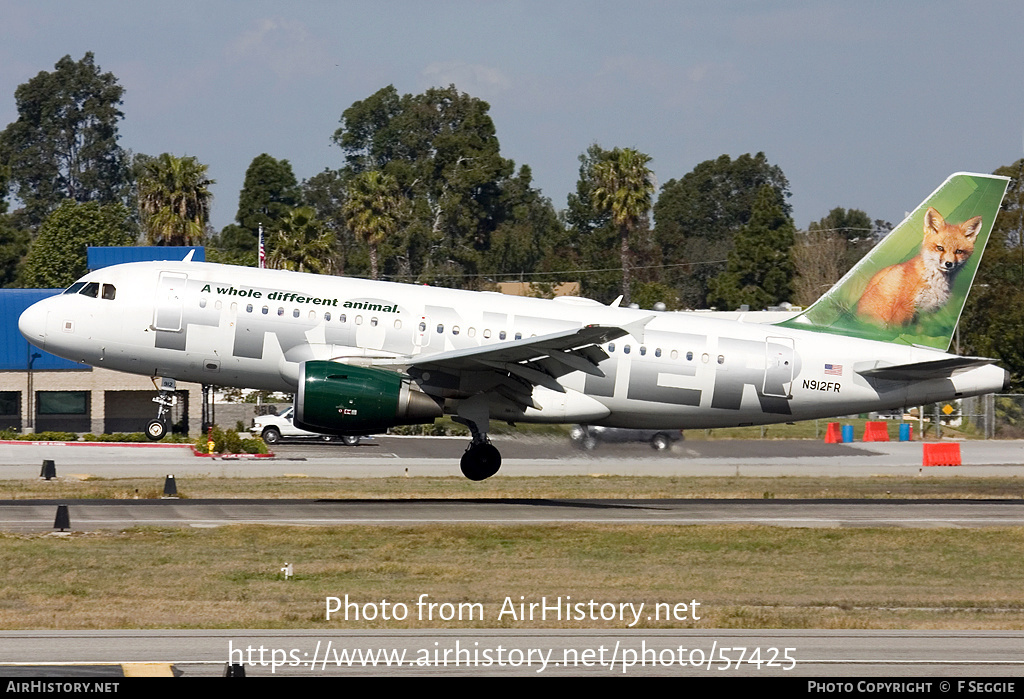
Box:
778, 172, 1009, 350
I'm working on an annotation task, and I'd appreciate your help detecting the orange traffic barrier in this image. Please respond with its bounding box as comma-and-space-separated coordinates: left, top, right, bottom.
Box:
824, 422, 842, 443
923, 442, 961, 466
863, 421, 890, 442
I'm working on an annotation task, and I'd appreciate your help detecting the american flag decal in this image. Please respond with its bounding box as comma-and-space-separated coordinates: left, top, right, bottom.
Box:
824, 363, 843, 375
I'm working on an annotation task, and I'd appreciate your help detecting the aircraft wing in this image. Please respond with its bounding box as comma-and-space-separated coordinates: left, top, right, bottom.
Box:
854, 356, 997, 381
372, 318, 653, 393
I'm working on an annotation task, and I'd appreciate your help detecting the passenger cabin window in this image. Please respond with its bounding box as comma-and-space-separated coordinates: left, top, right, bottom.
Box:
101, 284, 116, 300
324, 312, 331, 322
293, 309, 300, 318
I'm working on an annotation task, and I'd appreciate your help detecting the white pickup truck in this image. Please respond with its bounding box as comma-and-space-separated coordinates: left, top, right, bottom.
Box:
251, 407, 361, 446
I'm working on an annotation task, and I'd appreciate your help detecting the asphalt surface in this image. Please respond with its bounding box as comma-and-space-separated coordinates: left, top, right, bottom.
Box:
1, 629, 1022, 677
3, 498, 1024, 533
1, 436, 1022, 478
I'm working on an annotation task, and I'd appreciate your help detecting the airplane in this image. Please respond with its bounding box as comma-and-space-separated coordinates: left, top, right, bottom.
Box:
18, 172, 1011, 480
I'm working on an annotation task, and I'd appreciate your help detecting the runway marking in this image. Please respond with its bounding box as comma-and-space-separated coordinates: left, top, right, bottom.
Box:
122, 663, 175, 676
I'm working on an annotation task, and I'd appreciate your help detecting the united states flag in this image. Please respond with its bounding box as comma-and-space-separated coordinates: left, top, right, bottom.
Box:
258, 224, 265, 269
824, 363, 843, 376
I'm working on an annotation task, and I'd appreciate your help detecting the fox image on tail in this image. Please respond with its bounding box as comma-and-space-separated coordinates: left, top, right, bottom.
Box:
856, 207, 983, 328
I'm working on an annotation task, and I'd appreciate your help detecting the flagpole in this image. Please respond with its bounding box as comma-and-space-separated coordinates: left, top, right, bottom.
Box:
258, 223, 265, 269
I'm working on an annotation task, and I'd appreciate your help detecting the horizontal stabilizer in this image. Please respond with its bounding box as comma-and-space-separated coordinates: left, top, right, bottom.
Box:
855, 356, 996, 381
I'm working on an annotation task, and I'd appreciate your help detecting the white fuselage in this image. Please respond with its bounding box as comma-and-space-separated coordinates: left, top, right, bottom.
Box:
18, 261, 1007, 430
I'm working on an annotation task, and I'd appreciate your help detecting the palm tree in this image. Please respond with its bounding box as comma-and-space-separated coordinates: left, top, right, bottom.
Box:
266, 206, 335, 274
591, 148, 654, 305
342, 170, 403, 280
136, 153, 215, 246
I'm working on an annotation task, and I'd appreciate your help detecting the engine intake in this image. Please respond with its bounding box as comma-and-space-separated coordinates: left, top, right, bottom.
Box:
295, 361, 442, 434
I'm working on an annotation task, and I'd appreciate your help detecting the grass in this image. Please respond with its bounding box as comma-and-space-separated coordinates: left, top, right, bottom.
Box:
3, 474, 1022, 631
1, 524, 1022, 630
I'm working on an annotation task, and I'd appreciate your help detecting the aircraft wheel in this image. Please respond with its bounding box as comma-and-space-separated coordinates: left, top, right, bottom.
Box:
341, 435, 361, 446
582, 435, 598, 450
460, 443, 501, 481
145, 419, 166, 441
261, 427, 282, 445
651, 433, 671, 451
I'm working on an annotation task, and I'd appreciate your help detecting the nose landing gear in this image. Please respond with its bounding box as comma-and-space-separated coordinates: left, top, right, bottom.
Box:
145, 377, 177, 441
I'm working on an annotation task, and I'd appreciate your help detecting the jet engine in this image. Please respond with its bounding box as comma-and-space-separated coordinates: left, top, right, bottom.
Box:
294, 361, 442, 434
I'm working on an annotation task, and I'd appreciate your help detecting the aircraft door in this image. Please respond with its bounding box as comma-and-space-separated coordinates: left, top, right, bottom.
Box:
763, 337, 795, 398
413, 316, 429, 348
154, 271, 187, 332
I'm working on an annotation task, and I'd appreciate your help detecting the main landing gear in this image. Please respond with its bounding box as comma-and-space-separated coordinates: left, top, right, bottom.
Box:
454, 405, 501, 481
460, 440, 501, 481
145, 377, 177, 441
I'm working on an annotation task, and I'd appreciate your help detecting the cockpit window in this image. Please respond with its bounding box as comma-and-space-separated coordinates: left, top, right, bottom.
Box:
101, 284, 116, 300
79, 282, 100, 298
63, 282, 85, 295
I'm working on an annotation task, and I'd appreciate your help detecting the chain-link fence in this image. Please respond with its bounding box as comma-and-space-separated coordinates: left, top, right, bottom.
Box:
960, 394, 1024, 439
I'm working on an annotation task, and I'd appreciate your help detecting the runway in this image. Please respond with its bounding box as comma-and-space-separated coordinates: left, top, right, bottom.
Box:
2, 498, 1024, 532
1, 436, 1023, 479
1, 629, 1022, 677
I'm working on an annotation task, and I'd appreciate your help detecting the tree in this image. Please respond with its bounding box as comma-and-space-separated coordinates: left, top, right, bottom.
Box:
342, 170, 403, 280
135, 153, 214, 246
654, 152, 790, 307
19, 201, 136, 287
791, 228, 846, 307
0, 217, 29, 288
707, 184, 795, 310
0, 53, 130, 229
807, 206, 874, 275
266, 206, 335, 274
591, 147, 655, 305
483, 165, 567, 283
333, 84, 515, 285
562, 144, 619, 301
301, 168, 356, 273
960, 159, 1024, 390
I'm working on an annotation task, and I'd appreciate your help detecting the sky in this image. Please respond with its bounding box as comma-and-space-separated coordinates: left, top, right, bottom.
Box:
2, 1, 1023, 233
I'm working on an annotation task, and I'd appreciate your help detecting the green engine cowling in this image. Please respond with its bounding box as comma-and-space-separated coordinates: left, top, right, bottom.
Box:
294, 361, 442, 434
